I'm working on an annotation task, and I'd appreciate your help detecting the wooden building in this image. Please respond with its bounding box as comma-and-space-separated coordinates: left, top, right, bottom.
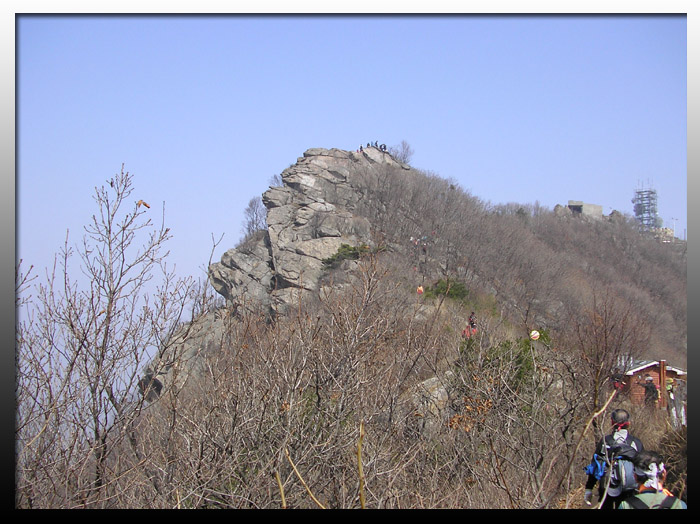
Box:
619, 360, 686, 420
621, 360, 685, 406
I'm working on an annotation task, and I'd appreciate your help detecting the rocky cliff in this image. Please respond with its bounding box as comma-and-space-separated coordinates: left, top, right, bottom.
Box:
208, 146, 411, 316
145, 144, 686, 414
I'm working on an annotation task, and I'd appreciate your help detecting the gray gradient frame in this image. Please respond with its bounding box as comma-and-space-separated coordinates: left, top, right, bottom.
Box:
5, 4, 695, 509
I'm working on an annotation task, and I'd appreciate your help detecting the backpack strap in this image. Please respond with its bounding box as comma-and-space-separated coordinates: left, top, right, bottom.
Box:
604, 433, 640, 455
659, 496, 678, 509
626, 495, 679, 509
625, 497, 649, 509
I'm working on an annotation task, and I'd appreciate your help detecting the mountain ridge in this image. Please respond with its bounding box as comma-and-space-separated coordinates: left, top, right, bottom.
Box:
206, 146, 685, 370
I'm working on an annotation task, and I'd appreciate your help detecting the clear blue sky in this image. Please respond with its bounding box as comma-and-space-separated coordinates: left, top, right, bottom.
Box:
17, 14, 687, 285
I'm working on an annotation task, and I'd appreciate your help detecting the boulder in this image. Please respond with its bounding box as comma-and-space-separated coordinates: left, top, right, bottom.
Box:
208, 147, 405, 315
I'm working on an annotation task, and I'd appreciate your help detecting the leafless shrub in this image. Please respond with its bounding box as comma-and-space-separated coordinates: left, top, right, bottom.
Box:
240, 196, 267, 242
16, 158, 685, 508
16, 167, 198, 508
389, 140, 414, 164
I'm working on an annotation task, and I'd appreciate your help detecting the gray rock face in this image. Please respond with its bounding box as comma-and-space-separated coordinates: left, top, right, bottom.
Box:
208, 146, 409, 315
208, 230, 274, 308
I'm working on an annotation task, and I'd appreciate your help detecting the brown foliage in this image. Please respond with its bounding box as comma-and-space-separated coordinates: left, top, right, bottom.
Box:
16, 162, 686, 508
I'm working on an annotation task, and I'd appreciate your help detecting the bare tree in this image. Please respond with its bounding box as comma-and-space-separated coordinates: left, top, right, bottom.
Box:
268, 173, 283, 187
241, 196, 267, 242
389, 140, 414, 164
15, 166, 197, 508
558, 283, 648, 412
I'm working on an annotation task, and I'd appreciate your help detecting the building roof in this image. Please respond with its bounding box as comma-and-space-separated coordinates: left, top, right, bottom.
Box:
624, 359, 686, 377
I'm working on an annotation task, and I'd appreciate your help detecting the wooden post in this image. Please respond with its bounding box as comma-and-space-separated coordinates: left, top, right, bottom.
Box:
659, 360, 667, 409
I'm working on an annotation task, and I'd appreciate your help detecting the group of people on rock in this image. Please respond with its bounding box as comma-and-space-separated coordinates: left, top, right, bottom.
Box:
583, 408, 686, 509
358, 141, 387, 153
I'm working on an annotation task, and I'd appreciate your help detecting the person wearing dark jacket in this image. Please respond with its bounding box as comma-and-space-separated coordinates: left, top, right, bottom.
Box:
585, 409, 644, 509
640, 375, 659, 407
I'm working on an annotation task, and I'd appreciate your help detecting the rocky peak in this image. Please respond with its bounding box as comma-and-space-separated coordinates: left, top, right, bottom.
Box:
208, 146, 411, 316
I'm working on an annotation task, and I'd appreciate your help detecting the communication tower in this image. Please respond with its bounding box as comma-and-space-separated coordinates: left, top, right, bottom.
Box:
632, 186, 661, 231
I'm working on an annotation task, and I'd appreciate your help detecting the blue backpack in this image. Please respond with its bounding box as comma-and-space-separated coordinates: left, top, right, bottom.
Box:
585, 453, 607, 480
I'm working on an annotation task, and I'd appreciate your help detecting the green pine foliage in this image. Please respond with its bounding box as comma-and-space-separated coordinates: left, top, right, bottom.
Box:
322, 243, 370, 269
423, 279, 469, 301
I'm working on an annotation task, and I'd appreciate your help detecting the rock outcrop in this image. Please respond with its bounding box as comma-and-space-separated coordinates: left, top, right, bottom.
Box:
208, 146, 410, 316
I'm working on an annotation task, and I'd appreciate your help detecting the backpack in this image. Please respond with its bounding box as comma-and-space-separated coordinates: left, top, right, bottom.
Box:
625, 495, 679, 509
645, 383, 659, 400
584, 453, 607, 480
605, 439, 639, 497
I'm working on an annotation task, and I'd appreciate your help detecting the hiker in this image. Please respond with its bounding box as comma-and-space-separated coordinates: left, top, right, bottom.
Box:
639, 375, 659, 408
617, 450, 686, 509
462, 312, 477, 338
665, 378, 675, 401
584, 408, 644, 509
611, 368, 626, 393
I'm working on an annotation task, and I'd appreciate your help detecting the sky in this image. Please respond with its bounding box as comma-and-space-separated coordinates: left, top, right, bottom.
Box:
16, 14, 688, 287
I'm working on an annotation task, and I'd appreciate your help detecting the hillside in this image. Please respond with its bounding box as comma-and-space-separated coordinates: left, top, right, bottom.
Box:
16, 148, 687, 509
209, 146, 686, 367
